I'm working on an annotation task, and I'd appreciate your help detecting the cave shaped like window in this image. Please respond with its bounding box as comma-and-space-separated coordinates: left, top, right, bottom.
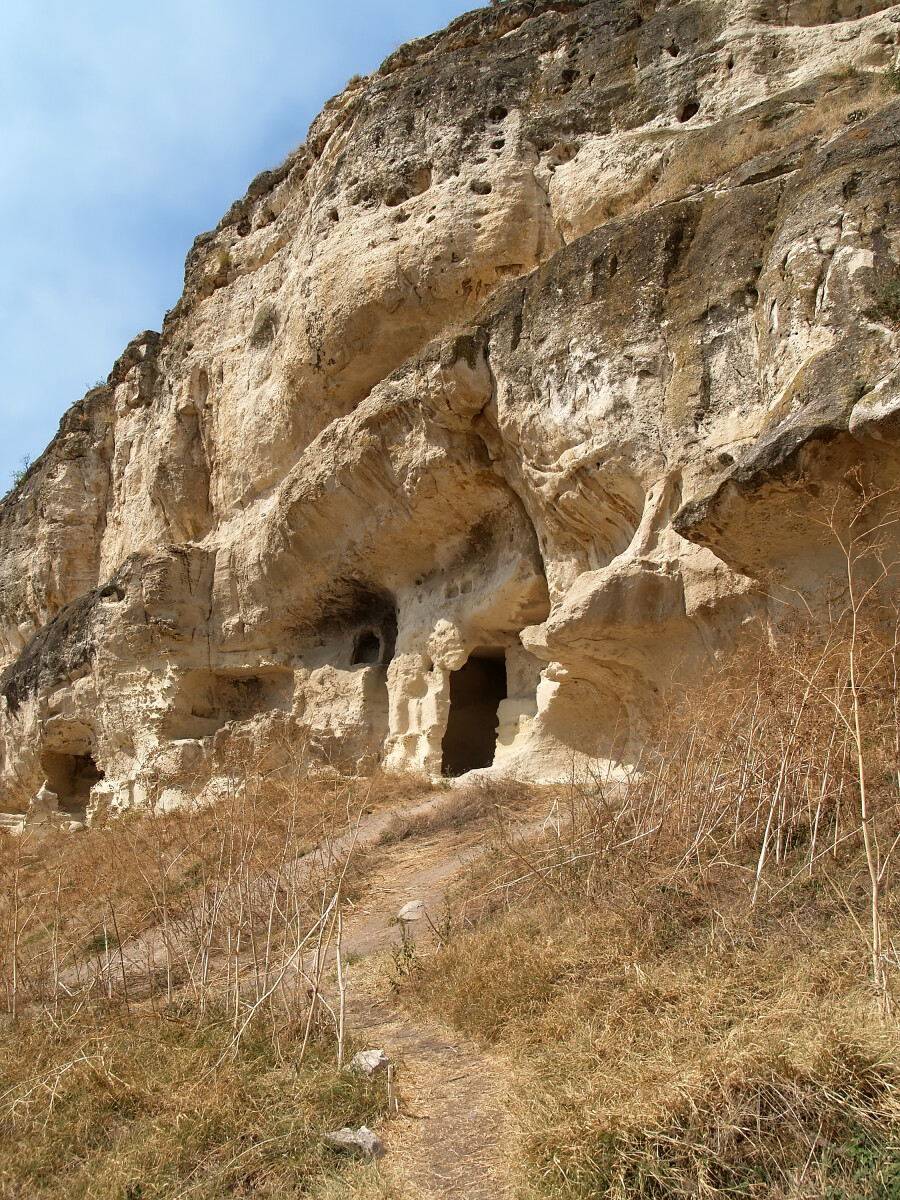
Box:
441, 647, 507, 776
351, 630, 382, 666
41, 750, 104, 813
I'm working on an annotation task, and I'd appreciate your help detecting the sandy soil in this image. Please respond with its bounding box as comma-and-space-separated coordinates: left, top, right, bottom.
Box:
316, 783, 555, 1198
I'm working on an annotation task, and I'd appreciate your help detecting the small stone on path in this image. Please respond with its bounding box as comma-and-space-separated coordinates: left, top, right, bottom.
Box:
323, 1125, 386, 1160
348, 1048, 390, 1076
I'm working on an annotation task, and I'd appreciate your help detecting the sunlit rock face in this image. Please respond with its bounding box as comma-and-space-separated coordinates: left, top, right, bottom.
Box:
2, 0, 900, 812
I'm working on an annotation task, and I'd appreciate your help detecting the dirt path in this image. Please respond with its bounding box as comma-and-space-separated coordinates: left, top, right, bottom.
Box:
318, 785, 549, 1198
345, 969, 514, 1199
11, 778, 550, 1197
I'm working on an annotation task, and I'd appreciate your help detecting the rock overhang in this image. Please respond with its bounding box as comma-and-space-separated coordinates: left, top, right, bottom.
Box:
1, 0, 900, 815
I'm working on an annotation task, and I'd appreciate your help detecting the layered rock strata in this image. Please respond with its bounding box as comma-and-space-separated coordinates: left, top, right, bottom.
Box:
2, 0, 900, 816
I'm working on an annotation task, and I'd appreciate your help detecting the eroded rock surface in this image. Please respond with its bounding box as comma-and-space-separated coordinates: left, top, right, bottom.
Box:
2, 0, 900, 813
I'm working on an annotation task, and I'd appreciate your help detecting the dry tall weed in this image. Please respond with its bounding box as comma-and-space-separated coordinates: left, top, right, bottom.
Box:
399, 608, 900, 1195
0, 728, 418, 1197
397, 487, 900, 1197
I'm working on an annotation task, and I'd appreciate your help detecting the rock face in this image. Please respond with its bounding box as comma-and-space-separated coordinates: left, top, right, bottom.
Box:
2, 0, 900, 814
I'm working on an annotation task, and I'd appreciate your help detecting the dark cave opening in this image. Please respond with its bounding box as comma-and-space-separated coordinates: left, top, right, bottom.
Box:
441, 648, 507, 776
41, 750, 104, 813
351, 629, 383, 665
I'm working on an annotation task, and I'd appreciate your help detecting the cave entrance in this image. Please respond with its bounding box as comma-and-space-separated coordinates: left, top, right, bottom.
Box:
41, 750, 104, 813
441, 648, 507, 776
351, 630, 383, 665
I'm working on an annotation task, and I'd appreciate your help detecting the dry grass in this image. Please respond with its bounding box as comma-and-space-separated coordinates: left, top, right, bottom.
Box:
0, 735, 430, 1198
3, 507, 900, 1196
396, 539, 900, 1198
377, 776, 540, 846
0, 728, 433, 1024
0, 1014, 389, 1199
405, 861, 900, 1198
309, 1165, 401, 1199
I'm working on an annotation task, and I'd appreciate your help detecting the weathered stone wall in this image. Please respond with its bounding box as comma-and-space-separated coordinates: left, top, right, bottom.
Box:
2, 0, 900, 816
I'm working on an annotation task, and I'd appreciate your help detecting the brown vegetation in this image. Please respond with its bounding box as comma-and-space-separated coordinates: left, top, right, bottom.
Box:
0, 740, 418, 1198
4, 494, 900, 1198
393, 492, 900, 1198
376, 776, 538, 846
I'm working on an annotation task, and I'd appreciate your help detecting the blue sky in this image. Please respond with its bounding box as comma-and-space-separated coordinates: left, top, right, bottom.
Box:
0, 0, 474, 490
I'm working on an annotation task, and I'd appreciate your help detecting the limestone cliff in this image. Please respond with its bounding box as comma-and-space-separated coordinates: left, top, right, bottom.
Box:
2, 0, 900, 818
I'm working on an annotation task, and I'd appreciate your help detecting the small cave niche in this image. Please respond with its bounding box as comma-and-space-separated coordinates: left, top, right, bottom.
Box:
41, 750, 104, 813
162, 668, 294, 740
440, 648, 508, 776
384, 186, 410, 208
343, 589, 397, 669
98, 582, 125, 602
319, 580, 397, 671
351, 630, 383, 666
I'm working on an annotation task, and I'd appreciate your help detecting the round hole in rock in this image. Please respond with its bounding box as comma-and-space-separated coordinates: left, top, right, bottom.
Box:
410, 167, 432, 196
679, 100, 700, 122
488, 104, 507, 123
352, 630, 382, 665
441, 648, 507, 776
470, 180, 493, 195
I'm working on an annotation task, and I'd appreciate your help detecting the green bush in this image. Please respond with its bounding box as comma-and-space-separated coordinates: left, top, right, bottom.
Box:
11, 455, 31, 488
867, 279, 900, 329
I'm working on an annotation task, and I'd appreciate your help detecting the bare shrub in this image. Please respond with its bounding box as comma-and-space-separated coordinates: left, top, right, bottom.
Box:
0, 723, 408, 1195
397, 485, 900, 1196
0, 723, 385, 1052
377, 776, 538, 845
